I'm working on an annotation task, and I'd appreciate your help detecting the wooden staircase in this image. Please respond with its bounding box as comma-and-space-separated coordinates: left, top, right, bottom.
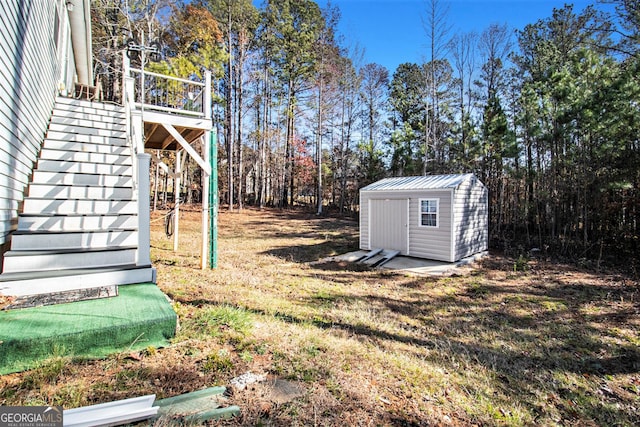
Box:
0, 97, 154, 308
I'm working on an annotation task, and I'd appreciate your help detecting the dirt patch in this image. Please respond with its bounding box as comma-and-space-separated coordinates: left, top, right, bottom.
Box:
231, 376, 305, 405
311, 259, 373, 272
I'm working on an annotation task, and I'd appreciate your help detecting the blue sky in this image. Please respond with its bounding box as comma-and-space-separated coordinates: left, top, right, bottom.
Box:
320, 0, 611, 73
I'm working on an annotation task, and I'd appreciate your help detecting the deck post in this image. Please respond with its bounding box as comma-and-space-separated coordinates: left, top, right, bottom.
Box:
209, 129, 218, 269
201, 132, 209, 270
173, 150, 181, 251
122, 54, 142, 154
136, 153, 152, 267
204, 70, 212, 119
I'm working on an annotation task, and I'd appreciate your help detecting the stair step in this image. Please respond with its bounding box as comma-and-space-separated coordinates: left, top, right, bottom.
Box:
36, 159, 132, 176
53, 100, 126, 118
50, 116, 127, 132
11, 229, 137, 250
43, 139, 130, 155
31, 170, 133, 187
0, 266, 153, 298
52, 107, 126, 121
48, 122, 126, 138
27, 184, 132, 200
17, 214, 138, 232
52, 110, 126, 124
46, 130, 127, 145
22, 199, 137, 215
0, 97, 149, 306
39, 148, 131, 165
2, 247, 137, 273
55, 96, 125, 111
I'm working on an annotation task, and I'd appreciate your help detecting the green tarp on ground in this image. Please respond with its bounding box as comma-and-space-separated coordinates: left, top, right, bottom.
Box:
0, 283, 177, 374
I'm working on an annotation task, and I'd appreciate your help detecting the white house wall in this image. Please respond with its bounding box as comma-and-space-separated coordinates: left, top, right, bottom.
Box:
0, 0, 63, 247
452, 177, 489, 260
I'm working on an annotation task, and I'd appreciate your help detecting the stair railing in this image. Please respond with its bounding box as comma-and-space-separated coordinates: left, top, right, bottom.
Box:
121, 50, 212, 269
129, 68, 206, 118
122, 52, 151, 267
122, 53, 139, 180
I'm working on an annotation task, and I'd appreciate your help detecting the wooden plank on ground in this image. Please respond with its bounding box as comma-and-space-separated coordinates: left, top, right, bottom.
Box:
356, 248, 383, 263
372, 250, 400, 267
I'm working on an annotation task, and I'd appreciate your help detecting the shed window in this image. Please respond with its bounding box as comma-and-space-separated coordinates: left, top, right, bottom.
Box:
420, 199, 438, 227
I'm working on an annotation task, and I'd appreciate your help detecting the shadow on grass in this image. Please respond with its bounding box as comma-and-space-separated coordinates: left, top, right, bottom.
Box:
238, 210, 359, 263
151, 208, 638, 425
263, 240, 359, 264
174, 285, 639, 377
172, 272, 639, 425
287, 288, 638, 424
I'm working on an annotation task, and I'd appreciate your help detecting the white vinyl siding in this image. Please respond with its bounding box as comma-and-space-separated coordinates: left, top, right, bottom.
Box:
453, 177, 489, 261
408, 191, 451, 261
359, 197, 370, 249
0, 1, 62, 247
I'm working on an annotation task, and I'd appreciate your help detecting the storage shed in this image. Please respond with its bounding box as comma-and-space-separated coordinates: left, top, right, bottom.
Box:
359, 174, 488, 262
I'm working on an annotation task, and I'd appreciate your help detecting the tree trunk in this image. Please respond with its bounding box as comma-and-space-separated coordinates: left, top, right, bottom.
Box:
260, 65, 270, 208
316, 78, 323, 215
226, 4, 234, 211
236, 46, 245, 211
282, 80, 294, 207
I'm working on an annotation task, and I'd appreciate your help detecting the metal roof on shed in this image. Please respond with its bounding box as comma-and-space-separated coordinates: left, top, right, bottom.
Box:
360, 174, 476, 191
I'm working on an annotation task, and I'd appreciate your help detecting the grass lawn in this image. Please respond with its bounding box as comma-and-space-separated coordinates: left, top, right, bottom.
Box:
1, 207, 638, 426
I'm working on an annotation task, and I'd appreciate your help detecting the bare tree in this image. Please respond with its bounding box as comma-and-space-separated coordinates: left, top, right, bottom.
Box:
206, 0, 259, 210
314, 2, 341, 214
360, 63, 389, 151
359, 63, 389, 186
478, 23, 512, 101
422, 0, 452, 174
449, 31, 477, 169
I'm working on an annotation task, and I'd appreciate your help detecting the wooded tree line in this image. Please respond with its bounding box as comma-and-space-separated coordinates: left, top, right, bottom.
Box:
91, 0, 639, 268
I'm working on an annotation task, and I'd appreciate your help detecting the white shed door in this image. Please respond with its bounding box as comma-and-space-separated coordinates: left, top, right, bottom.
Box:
369, 199, 408, 253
